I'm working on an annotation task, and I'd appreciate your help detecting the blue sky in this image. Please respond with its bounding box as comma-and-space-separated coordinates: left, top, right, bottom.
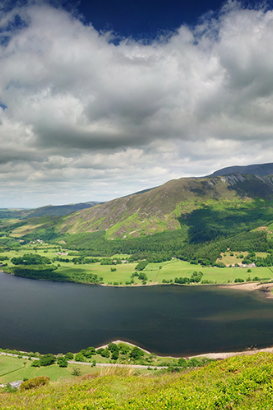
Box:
76, 0, 226, 38
1, 0, 273, 207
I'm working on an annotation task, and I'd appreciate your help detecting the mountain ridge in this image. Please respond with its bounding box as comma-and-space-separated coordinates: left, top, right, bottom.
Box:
58, 172, 273, 238
209, 162, 273, 177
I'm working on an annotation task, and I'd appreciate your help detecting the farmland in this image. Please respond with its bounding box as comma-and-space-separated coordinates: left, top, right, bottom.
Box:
1, 243, 273, 286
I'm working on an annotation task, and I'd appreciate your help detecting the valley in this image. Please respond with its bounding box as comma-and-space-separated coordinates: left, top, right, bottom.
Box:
3, 164, 273, 407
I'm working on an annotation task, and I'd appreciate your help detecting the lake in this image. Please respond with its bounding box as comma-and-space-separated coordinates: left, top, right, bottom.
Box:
1, 272, 273, 356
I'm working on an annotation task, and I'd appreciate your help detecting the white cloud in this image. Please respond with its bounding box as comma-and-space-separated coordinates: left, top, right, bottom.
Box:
0, 0, 273, 206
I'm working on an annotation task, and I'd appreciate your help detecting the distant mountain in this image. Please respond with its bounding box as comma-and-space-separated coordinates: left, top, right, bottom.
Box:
58, 173, 273, 238
210, 162, 273, 177
0, 202, 101, 219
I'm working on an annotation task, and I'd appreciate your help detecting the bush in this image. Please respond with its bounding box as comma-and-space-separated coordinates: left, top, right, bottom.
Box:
130, 347, 144, 360
65, 352, 74, 360
20, 376, 50, 391
177, 358, 187, 367
138, 272, 148, 281
135, 261, 148, 271
40, 354, 56, 366
108, 343, 119, 353
118, 343, 130, 355
75, 353, 85, 362
31, 360, 40, 367
71, 367, 81, 376
234, 278, 244, 283
57, 357, 68, 367
111, 351, 119, 360
100, 348, 110, 358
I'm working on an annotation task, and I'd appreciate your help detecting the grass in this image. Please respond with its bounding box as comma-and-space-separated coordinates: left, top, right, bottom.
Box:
55, 258, 273, 286
216, 251, 269, 266
2, 353, 273, 409
0, 355, 98, 384
2, 244, 273, 285
143, 259, 273, 284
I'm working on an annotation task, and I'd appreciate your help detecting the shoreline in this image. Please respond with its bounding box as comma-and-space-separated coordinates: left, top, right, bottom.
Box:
96, 339, 273, 361
219, 281, 273, 298
188, 345, 273, 360
3, 269, 273, 296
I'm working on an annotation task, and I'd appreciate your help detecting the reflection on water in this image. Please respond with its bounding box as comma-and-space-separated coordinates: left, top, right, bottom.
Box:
0, 272, 273, 356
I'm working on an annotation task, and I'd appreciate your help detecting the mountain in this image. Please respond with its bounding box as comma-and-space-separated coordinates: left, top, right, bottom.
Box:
0, 202, 101, 219
58, 173, 273, 238
209, 162, 273, 177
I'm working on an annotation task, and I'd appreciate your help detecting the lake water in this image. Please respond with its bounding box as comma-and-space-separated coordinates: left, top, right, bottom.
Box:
1, 272, 273, 356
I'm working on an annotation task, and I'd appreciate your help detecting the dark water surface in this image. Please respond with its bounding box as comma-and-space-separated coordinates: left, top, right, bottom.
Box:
1, 272, 273, 355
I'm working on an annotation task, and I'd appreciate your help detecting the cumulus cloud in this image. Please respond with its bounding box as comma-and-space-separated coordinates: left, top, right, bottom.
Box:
1, 0, 273, 206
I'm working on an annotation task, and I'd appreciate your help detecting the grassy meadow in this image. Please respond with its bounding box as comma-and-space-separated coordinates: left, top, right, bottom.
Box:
2, 353, 273, 409
0, 355, 98, 384
1, 243, 273, 285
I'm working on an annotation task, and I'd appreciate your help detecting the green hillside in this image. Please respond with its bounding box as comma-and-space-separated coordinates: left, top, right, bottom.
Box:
58, 174, 273, 238
3, 171, 273, 269
2, 352, 273, 409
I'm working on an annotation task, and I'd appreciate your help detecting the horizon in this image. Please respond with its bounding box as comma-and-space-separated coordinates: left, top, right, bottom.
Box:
1, 0, 273, 207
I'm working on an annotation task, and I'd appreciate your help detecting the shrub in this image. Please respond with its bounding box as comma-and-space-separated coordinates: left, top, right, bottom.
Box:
71, 367, 81, 376
138, 272, 148, 281
31, 360, 40, 367
135, 261, 148, 271
111, 351, 119, 360
177, 358, 187, 367
20, 376, 50, 391
65, 352, 74, 360
87, 346, 96, 354
40, 354, 56, 366
234, 278, 244, 283
130, 347, 144, 360
74, 353, 85, 362
118, 343, 130, 355
100, 348, 110, 358
57, 357, 68, 367
108, 343, 119, 353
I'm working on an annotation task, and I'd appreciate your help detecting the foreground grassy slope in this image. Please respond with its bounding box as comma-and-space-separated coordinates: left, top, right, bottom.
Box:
2, 353, 273, 409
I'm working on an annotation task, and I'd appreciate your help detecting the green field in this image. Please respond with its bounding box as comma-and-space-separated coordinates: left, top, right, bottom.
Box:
144, 259, 273, 284
0, 355, 98, 384
0, 342, 204, 385
1, 244, 273, 285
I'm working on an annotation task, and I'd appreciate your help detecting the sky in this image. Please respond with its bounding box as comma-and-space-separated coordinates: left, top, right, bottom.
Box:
1, 0, 273, 207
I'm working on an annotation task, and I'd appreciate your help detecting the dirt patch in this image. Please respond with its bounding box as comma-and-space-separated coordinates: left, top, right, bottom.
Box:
189, 346, 273, 360
220, 282, 273, 298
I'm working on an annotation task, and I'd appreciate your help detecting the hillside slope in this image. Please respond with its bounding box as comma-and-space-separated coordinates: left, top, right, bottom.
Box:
58, 173, 273, 238
2, 353, 273, 409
